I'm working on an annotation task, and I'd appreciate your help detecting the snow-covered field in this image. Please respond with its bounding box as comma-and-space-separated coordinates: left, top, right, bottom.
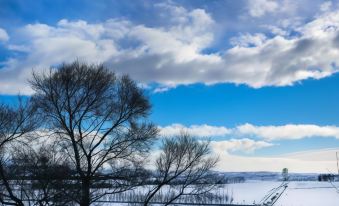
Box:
225, 181, 339, 206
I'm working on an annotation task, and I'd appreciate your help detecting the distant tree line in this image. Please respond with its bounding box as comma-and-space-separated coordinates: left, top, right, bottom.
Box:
318, 174, 337, 182
0, 62, 219, 206
217, 176, 245, 184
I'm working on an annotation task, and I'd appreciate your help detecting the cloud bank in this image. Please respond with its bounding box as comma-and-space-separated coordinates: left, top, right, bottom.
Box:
160, 123, 339, 141
216, 148, 339, 173
0, 2, 339, 94
237, 123, 339, 141
159, 124, 231, 138
210, 138, 274, 154
158, 123, 339, 172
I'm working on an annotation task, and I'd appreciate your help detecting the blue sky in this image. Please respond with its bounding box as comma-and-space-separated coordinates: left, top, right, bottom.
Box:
1, 0, 339, 172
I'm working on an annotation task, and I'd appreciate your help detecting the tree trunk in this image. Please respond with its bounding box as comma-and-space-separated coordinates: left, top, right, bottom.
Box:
80, 178, 90, 206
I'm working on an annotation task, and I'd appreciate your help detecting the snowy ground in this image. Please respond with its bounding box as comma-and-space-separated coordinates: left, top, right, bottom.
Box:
98, 181, 339, 205
225, 181, 339, 206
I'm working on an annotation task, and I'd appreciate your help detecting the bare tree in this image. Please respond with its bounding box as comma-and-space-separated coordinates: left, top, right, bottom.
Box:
143, 133, 219, 206
30, 61, 158, 206
0, 99, 37, 206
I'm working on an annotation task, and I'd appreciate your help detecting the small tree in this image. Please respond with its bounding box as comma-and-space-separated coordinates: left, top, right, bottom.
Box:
282, 168, 288, 181
144, 133, 219, 206
30, 61, 158, 206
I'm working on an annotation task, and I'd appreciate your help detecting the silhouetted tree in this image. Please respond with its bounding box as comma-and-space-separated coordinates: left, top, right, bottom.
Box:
144, 133, 219, 206
30, 61, 158, 206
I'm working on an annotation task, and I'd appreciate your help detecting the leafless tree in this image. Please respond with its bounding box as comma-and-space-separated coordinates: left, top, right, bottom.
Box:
143, 133, 219, 206
29, 61, 158, 206
0, 99, 38, 205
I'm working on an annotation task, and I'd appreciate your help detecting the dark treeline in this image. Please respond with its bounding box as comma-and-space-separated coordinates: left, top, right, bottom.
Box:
318, 174, 339, 182
0, 62, 220, 206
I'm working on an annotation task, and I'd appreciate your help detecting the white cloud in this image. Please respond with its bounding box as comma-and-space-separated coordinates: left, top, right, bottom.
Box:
210, 138, 274, 154
247, 0, 279, 17
0, 28, 9, 42
1, 4, 339, 94
237, 123, 339, 141
159, 124, 231, 138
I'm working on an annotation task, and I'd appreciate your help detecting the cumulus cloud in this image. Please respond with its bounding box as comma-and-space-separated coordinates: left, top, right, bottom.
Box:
159, 124, 231, 138
225, 8, 339, 87
1, 3, 339, 94
237, 123, 339, 141
0, 5, 218, 94
0, 28, 9, 42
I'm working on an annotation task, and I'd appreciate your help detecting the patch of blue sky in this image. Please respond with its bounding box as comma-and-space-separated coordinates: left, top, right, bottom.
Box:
0, 46, 11, 62
0, 95, 29, 106
150, 73, 339, 127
